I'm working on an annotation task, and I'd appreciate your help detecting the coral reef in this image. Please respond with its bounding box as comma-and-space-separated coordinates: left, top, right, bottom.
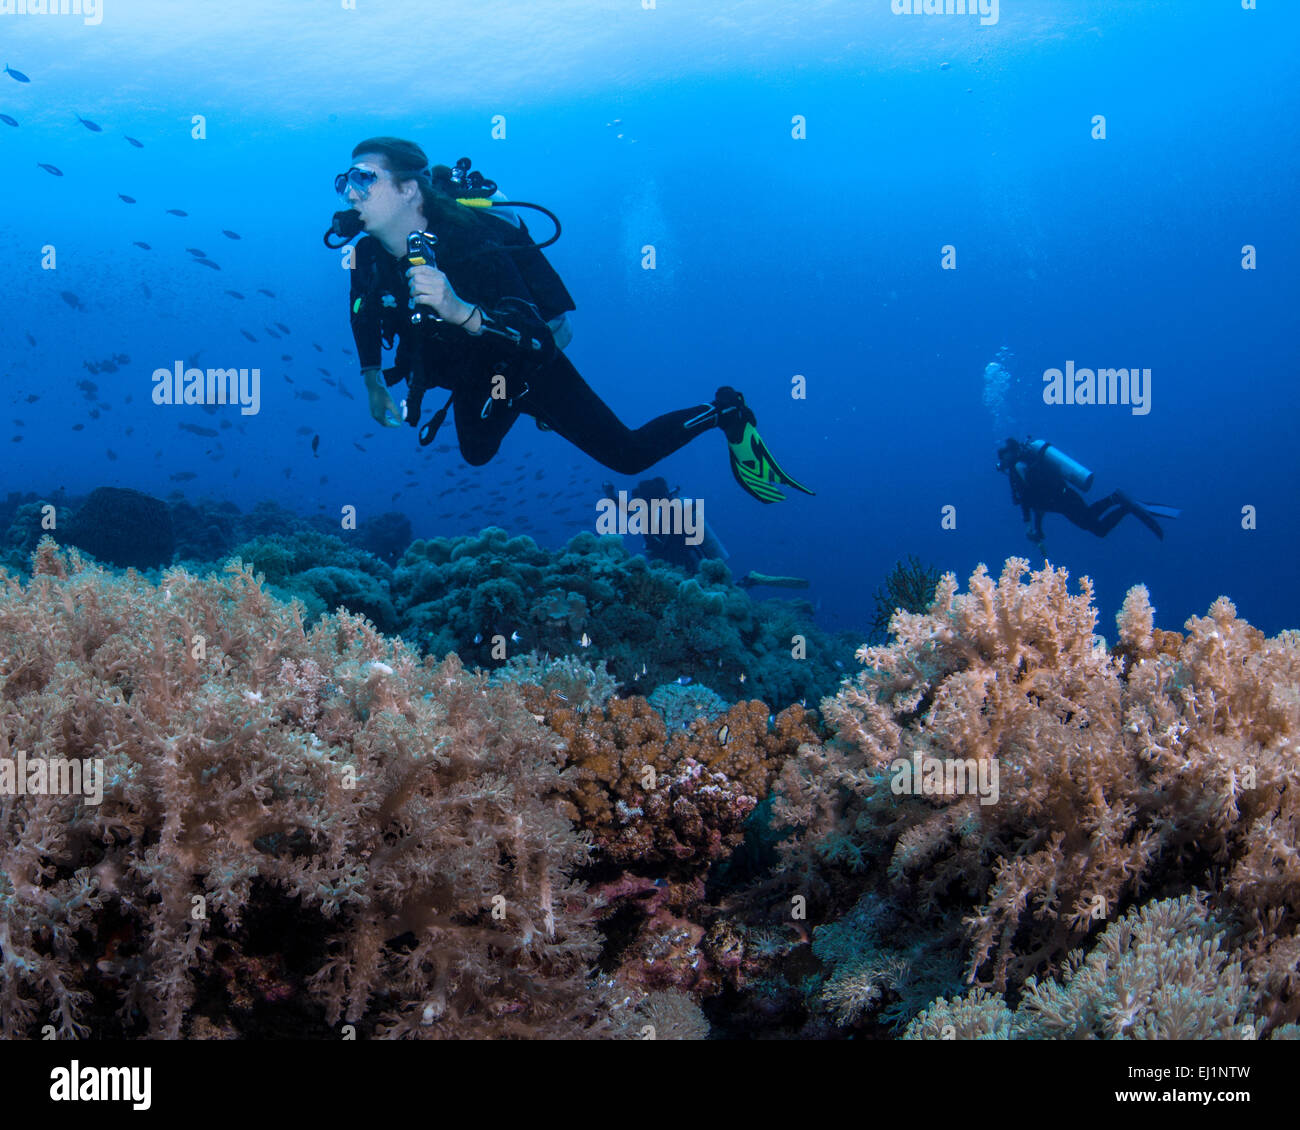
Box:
6, 530, 1294, 1042
521, 687, 817, 1000
0, 540, 633, 1038
64, 486, 175, 570
647, 681, 729, 731
489, 651, 620, 711
764, 559, 1300, 1033
392, 527, 854, 708
9, 492, 855, 713
533, 692, 816, 868
869, 554, 942, 641
357, 510, 412, 566
904, 894, 1278, 1040
634, 989, 710, 1040
228, 530, 397, 632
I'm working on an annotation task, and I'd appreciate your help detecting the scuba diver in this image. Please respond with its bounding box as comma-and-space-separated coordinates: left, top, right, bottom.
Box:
601, 475, 730, 572
326, 138, 813, 503
995, 437, 1180, 551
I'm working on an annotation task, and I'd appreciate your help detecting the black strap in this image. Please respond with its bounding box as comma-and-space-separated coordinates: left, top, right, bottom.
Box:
419, 393, 455, 446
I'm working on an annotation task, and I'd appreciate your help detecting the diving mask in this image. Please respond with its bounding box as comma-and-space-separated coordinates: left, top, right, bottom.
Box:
334, 165, 387, 200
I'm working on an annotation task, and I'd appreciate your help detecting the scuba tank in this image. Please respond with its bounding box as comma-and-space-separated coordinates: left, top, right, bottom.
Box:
434, 158, 573, 347
1025, 439, 1094, 491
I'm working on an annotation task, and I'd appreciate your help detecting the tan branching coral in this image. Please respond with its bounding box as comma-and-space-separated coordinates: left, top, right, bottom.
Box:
0, 540, 634, 1038
773, 558, 1300, 1024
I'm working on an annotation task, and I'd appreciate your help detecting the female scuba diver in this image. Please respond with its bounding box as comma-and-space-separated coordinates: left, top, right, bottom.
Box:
995, 436, 1180, 551
327, 137, 812, 503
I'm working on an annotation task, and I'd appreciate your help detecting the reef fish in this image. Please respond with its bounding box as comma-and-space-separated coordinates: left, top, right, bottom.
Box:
37, 163, 62, 176
193, 258, 221, 270
225, 290, 245, 299
125, 135, 144, 148
0, 114, 16, 127
222, 229, 241, 239
75, 114, 102, 132
118, 193, 136, 203
165, 208, 187, 216
133, 241, 151, 250
4, 65, 30, 83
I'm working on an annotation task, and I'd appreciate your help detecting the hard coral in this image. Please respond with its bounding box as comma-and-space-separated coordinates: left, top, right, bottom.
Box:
0, 539, 633, 1039
522, 691, 816, 1003
535, 693, 816, 867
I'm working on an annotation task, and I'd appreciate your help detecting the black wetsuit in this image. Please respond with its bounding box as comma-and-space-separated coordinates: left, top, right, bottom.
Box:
349, 212, 716, 470
1008, 446, 1131, 542
615, 476, 729, 573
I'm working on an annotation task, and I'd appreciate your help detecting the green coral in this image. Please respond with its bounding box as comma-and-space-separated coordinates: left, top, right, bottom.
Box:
646, 682, 729, 731
870, 555, 942, 641
389, 528, 855, 706
905, 895, 1268, 1040
490, 652, 619, 711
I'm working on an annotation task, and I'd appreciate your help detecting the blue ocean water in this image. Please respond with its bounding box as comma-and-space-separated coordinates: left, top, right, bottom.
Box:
3, 0, 1297, 638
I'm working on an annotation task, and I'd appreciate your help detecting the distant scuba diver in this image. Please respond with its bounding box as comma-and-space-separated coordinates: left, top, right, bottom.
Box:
325, 138, 813, 503
995, 437, 1180, 551
602, 476, 730, 572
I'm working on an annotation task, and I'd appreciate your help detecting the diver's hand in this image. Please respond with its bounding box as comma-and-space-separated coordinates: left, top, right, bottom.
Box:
363, 367, 402, 428
406, 263, 474, 324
